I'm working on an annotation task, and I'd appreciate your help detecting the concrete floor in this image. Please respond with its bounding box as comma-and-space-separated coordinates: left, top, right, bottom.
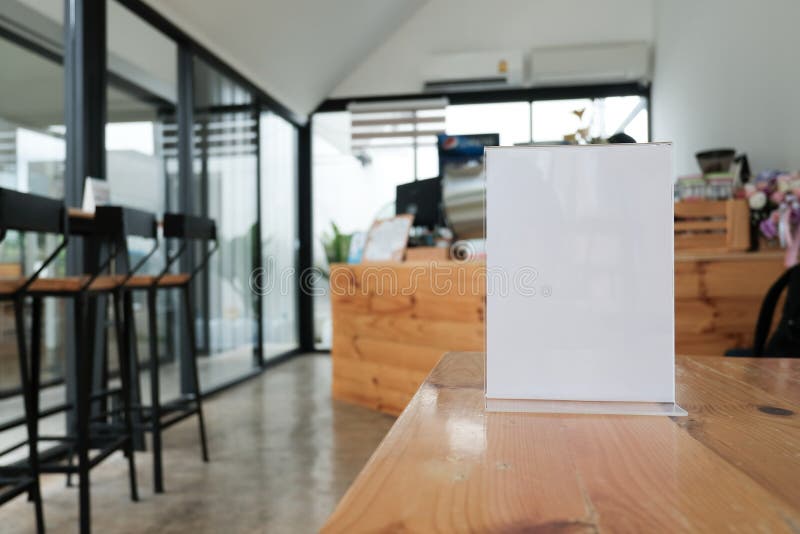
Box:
2, 354, 396, 533
0, 343, 294, 465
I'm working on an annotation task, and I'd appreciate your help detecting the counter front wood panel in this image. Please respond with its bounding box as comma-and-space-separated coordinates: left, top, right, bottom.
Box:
674, 250, 785, 355
330, 262, 485, 415
322, 352, 800, 533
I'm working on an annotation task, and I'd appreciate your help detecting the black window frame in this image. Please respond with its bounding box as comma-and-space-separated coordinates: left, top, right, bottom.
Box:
0, 0, 308, 402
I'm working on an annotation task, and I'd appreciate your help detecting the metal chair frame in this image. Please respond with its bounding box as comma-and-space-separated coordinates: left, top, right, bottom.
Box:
121, 212, 217, 493
0, 191, 146, 534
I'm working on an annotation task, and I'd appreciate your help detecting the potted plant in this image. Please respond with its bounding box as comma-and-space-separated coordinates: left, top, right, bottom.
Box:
320, 222, 352, 278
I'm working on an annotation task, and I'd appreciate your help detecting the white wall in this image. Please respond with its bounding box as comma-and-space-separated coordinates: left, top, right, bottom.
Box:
332, 0, 655, 97
651, 0, 800, 175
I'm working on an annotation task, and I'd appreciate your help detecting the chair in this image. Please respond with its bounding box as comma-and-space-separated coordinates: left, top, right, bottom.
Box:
0, 188, 140, 534
122, 212, 217, 493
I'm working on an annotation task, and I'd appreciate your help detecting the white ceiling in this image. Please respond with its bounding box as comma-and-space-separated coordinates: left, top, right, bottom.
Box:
143, 0, 429, 119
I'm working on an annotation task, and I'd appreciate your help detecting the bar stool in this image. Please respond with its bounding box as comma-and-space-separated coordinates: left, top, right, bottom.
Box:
122, 213, 217, 493
0, 188, 63, 533
0, 188, 140, 534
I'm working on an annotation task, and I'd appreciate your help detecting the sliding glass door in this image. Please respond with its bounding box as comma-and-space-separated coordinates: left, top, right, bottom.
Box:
192, 57, 261, 389
260, 111, 299, 360
0, 0, 68, 458
104, 0, 182, 387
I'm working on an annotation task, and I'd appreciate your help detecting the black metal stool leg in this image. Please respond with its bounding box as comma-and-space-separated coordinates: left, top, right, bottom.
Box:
112, 290, 138, 502
74, 294, 92, 534
182, 285, 208, 462
146, 288, 164, 492
121, 289, 145, 452
14, 296, 45, 534
30, 296, 45, 533
65, 446, 75, 487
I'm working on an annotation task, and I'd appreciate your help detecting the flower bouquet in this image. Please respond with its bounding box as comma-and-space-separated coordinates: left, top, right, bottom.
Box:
743, 170, 800, 266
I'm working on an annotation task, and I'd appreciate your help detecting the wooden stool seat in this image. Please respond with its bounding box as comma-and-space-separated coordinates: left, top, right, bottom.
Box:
0, 275, 124, 295
0, 273, 192, 295
123, 273, 191, 289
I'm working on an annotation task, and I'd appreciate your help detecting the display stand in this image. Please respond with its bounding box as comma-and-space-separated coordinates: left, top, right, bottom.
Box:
484, 144, 686, 417
486, 398, 687, 416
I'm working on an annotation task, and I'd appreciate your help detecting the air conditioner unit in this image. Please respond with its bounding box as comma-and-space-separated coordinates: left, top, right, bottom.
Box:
422, 50, 524, 92
530, 42, 651, 86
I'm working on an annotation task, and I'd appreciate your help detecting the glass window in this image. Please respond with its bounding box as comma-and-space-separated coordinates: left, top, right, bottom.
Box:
416, 142, 439, 180
312, 111, 416, 348
531, 98, 592, 143
103, 0, 184, 397
260, 111, 298, 359
446, 102, 531, 146
193, 57, 259, 388
0, 0, 67, 458
532, 96, 649, 144
596, 95, 649, 143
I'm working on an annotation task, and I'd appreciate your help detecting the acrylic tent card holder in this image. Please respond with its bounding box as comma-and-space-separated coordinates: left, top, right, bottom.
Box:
484, 143, 686, 416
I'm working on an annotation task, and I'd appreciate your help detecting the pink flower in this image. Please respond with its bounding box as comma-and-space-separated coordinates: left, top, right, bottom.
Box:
771, 191, 786, 204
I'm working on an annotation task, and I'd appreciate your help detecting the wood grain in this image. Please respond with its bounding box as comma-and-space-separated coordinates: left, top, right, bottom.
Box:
674, 251, 786, 355
0, 273, 191, 295
674, 199, 750, 252
0, 263, 22, 278
330, 262, 485, 416
726, 198, 752, 251
674, 201, 728, 218
124, 273, 191, 288
675, 356, 800, 507
0, 275, 123, 295
322, 353, 800, 533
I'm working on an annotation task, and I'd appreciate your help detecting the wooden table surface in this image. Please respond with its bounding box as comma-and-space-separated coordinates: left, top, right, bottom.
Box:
322, 352, 800, 533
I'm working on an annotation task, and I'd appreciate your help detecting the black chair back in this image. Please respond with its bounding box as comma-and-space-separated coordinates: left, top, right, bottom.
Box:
95, 206, 158, 239
163, 213, 216, 241
93, 206, 160, 283
0, 188, 68, 294
159, 213, 217, 281
0, 187, 67, 236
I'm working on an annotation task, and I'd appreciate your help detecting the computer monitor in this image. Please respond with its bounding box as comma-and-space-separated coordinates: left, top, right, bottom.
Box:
396, 177, 442, 229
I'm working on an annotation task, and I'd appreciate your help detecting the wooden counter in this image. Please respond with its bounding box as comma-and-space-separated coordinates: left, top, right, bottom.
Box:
330, 262, 485, 416
322, 352, 800, 533
331, 251, 786, 415
675, 249, 785, 355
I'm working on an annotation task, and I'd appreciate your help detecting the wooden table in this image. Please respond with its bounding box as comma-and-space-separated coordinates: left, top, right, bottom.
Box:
323, 352, 800, 532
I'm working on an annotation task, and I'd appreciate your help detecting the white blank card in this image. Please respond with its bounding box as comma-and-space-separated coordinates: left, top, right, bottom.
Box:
485, 144, 675, 404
